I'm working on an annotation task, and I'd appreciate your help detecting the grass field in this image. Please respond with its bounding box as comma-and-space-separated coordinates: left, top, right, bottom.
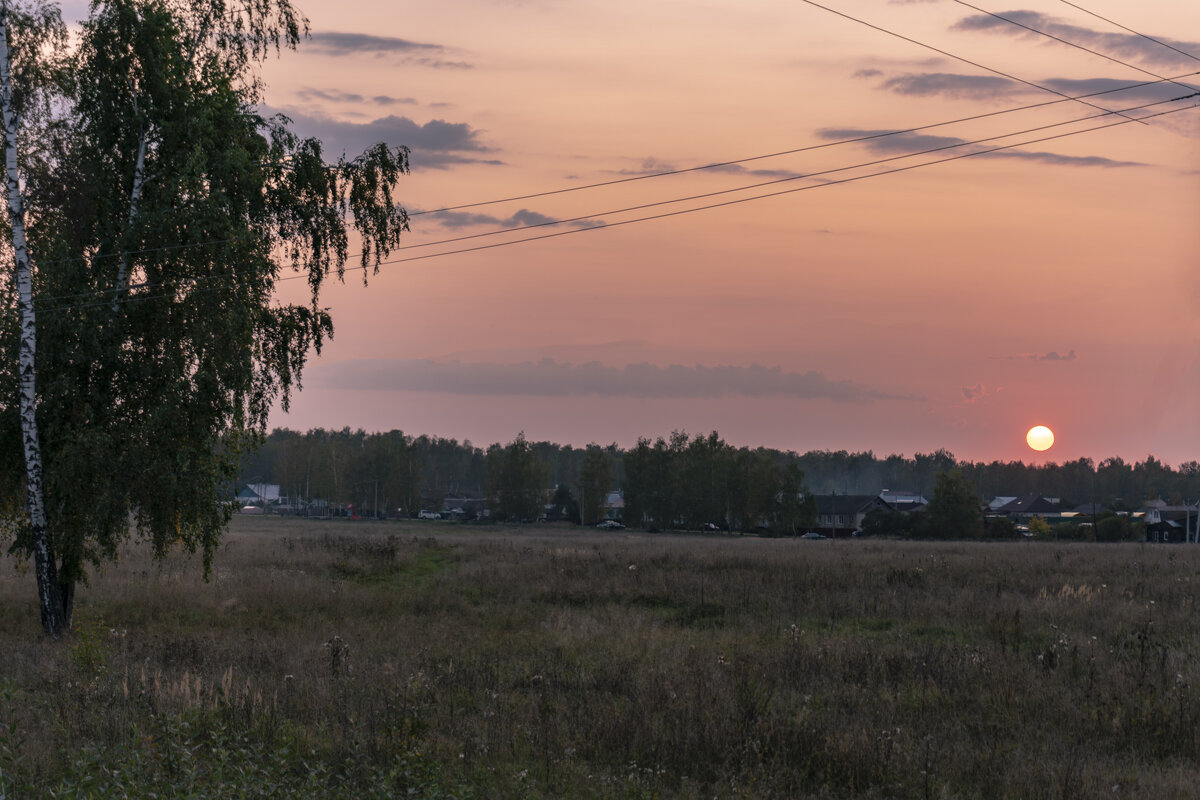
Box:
2, 516, 1200, 798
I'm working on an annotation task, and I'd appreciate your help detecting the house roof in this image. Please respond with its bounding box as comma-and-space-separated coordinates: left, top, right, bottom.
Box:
880, 490, 928, 505
996, 495, 1060, 514
239, 483, 280, 502
880, 490, 928, 512
1140, 503, 1198, 514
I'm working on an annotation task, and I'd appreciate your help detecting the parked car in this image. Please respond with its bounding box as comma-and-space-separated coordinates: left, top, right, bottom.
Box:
800, 532, 828, 540
418, 510, 441, 520
596, 520, 625, 530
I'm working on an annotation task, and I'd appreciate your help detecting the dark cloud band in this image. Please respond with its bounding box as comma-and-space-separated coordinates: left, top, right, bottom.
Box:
992, 349, 1078, 362
306, 32, 473, 69
952, 11, 1200, 70
816, 127, 1142, 168
424, 208, 602, 231
266, 107, 497, 169
310, 359, 922, 403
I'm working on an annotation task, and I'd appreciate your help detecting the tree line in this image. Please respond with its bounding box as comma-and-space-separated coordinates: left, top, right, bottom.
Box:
798, 449, 1198, 509
237, 428, 1198, 525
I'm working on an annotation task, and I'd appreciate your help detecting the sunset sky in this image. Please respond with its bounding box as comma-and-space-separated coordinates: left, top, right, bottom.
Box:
192, 0, 1198, 465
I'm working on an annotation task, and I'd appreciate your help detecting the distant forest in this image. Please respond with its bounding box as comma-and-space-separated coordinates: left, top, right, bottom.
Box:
237, 428, 1199, 515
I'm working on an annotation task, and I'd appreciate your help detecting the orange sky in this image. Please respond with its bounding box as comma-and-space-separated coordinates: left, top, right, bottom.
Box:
242, 0, 1199, 465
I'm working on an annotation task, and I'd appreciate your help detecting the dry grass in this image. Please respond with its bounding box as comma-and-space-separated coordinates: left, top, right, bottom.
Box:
2, 517, 1200, 797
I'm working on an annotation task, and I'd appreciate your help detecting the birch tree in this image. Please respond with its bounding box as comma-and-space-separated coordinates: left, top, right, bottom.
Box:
0, 0, 410, 636
0, 0, 69, 635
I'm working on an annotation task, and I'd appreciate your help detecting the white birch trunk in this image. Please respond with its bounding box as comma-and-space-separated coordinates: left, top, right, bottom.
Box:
0, 4, 67, 636
112, 124, 146, 310
111, 5, 224, 310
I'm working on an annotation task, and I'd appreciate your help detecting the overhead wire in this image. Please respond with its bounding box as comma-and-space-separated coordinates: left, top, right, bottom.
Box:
410, 71, 1196, 218
310, 105, 1198, 271
34, 100, 1198, 317
390, 94, 1196, 255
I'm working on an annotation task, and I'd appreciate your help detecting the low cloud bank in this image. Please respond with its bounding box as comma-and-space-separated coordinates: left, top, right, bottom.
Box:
312, 358, 922, 403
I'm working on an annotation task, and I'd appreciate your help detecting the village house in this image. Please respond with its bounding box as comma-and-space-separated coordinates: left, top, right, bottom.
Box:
812, 490, 928, 535
237, 483, 280, 508
1140, 500, 1199, 543
990, 495, 1062, 521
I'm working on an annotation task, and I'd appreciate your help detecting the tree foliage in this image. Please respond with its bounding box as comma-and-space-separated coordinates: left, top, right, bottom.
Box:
621, 431, 815, 533
577, 446, 612, 526
925, 470, 982, 539
0, 0, 409, 634
487, 433, 549, 522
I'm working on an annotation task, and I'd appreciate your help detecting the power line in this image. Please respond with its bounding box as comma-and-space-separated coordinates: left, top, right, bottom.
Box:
797, 0, 1146, 125
412, 71, 1196, 218
34, 101, 1196, 317
1056, 0, 1200, 65
344, 105, 1197, 270
952, 0, 1196, 94
394, 94, 1195, 254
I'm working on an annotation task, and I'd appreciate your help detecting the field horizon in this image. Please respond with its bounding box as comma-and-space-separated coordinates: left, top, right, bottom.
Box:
2, 516, 1199, 797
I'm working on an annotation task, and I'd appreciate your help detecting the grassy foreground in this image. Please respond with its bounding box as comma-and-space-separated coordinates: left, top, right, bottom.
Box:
2, 517, 1200, 798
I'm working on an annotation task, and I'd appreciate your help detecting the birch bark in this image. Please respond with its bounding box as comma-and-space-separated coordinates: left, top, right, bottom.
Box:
0, 2, 68, 636
111, 119, 146, 310
111, 6, 210, 310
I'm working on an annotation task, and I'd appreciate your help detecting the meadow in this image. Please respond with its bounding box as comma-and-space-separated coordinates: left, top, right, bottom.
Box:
2, 517, 1199, 798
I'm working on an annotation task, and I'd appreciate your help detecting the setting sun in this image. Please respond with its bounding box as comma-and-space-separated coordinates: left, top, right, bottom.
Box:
1026, 425, 1055, 452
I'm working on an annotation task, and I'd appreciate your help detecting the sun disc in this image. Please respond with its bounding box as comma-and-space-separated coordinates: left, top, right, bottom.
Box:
1026, 425, 1054, 452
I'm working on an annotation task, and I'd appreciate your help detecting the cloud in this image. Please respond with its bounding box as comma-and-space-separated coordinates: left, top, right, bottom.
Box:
961, 382, 1002, 403
993, 349, 1078, 362
982, 150, 1140, 168
423, 208, 603, 230
881, 72, 1019, 99
952, 11, 1200, 70
873, 71, 1199, 107
616, 156, 806, 181
306, 32, 473, 69
267, 107, 499, 169
309, 358, 923, 403
372, 95, 418, 106
1043, 77, 1200, 105
815, 127, 1143, 168
618, 157, 677, 175
297, 87, 364, 103
296, 88, 420, 106
704, 163, 808, 180
853, 68, 883, 79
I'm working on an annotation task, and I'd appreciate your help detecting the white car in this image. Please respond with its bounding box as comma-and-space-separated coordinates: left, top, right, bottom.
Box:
418, 510, 441, 520
595, 520, 625, 530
